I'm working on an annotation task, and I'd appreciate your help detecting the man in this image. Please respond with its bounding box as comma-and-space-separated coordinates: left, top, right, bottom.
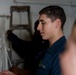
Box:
60, 20, 76, 75
36, 5, 66, 75
0, 5, 66, 75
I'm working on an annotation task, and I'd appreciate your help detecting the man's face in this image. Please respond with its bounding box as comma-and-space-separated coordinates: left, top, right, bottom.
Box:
60, 27, 76, 75
37, 14, 56, 40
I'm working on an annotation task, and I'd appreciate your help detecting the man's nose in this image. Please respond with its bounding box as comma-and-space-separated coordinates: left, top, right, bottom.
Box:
37, 23, 42, 31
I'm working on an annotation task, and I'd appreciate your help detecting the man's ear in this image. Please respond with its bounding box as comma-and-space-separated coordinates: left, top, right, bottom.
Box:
55, 19, 61, 28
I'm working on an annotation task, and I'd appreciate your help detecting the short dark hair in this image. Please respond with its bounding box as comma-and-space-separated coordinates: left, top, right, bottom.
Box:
39, 5, 66, 30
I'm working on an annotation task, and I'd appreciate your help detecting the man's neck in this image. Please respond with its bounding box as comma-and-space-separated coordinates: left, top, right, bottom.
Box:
49, 31, 64, 46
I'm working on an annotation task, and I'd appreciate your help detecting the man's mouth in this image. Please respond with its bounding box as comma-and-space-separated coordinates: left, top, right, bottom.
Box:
40, 32, 44, 36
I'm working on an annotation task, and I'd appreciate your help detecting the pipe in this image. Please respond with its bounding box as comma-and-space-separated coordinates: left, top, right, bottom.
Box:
13, 0, 76, 6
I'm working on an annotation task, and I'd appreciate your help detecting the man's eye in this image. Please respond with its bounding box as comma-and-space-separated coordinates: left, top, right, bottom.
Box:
42, 22, 45, 25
